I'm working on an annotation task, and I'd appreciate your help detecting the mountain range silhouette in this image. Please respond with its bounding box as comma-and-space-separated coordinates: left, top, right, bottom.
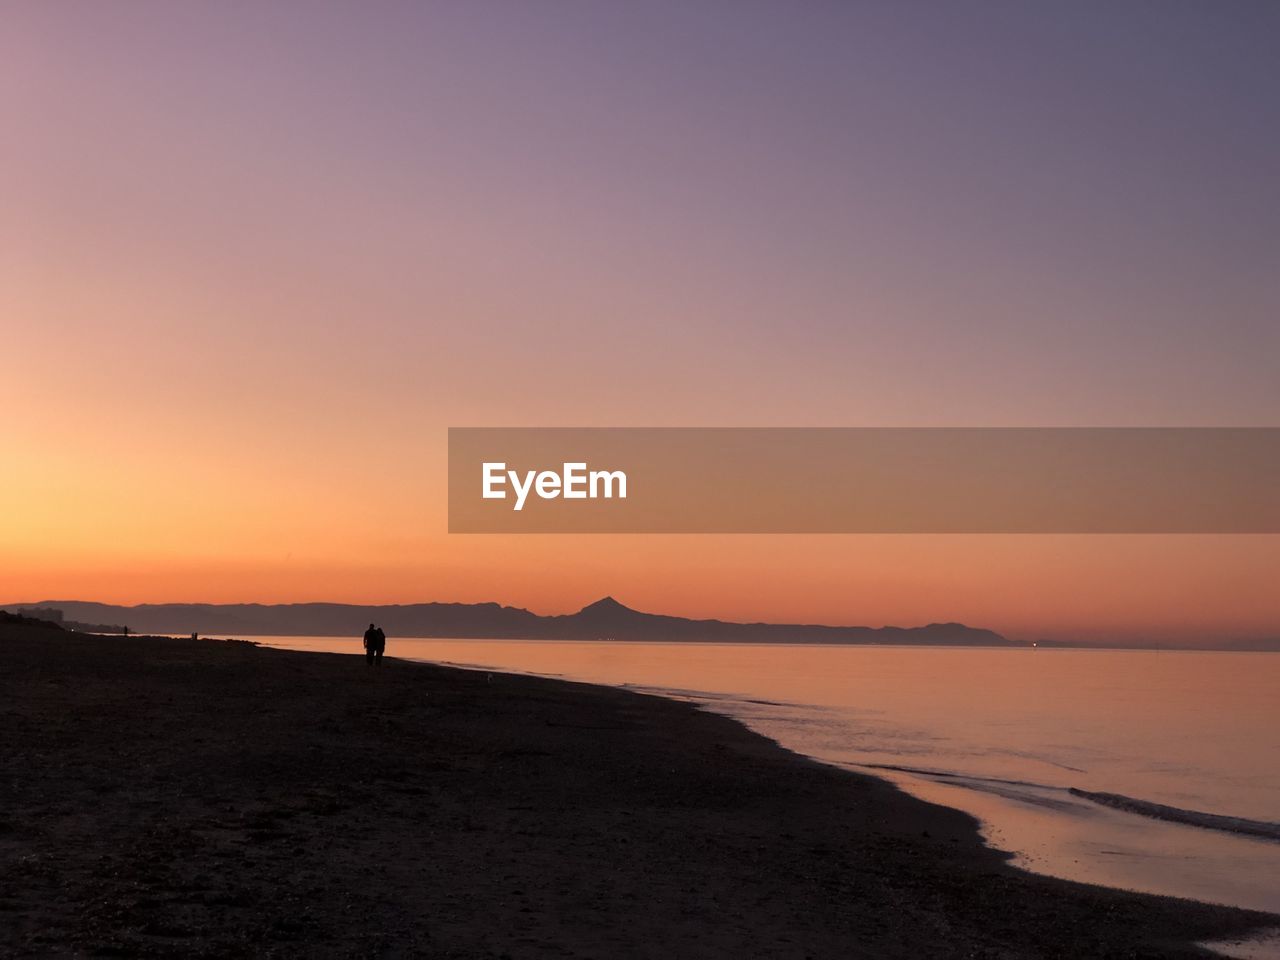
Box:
3, 597, 1013, 645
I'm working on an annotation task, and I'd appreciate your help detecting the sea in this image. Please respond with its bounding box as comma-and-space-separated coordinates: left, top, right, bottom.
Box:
252, 637, 1279, 944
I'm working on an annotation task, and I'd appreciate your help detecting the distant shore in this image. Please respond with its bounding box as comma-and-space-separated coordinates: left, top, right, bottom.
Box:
2, 625, 1273, 958
3, 597, 1015, 647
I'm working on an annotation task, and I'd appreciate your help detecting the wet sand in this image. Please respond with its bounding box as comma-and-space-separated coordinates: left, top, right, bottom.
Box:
1, 625, 1273, 958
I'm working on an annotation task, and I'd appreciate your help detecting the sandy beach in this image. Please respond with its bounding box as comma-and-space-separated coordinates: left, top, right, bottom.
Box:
2, 622, 1273, 958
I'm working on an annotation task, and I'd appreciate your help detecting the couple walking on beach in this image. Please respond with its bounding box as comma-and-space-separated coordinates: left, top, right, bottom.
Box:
362, 623, 386, 666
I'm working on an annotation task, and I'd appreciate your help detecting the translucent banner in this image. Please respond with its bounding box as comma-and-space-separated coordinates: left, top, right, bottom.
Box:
448, 428, 1280, 533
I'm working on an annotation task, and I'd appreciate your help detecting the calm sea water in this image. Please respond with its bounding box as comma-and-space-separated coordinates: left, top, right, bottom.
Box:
253, 637, 1280, 919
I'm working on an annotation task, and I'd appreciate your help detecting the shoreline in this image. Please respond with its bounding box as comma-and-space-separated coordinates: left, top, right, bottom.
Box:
258, 633, 1280, 916
3, 627, 1275, 958
110, 630, 1280, 653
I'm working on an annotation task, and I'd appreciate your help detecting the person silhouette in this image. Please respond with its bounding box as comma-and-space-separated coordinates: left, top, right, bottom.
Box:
363, 623, 380, 666
372, 625, 386, 665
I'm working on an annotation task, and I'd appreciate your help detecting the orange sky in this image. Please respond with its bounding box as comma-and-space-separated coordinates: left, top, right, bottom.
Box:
3, 4, 1278, 643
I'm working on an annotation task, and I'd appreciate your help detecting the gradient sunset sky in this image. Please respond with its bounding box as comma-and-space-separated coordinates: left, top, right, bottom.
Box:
4, 2, 1278, 643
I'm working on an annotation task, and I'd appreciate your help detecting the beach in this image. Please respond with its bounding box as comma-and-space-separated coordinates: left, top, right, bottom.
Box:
2, 624, 1273, 958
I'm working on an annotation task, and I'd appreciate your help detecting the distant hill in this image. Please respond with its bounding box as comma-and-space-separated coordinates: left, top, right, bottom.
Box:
1, 597, 1015, 646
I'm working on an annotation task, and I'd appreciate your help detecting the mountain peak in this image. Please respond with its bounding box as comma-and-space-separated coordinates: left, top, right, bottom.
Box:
578, 596, 632, 615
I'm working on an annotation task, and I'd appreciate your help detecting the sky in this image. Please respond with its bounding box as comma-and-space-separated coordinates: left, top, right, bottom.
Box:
3, 1, 1278, 643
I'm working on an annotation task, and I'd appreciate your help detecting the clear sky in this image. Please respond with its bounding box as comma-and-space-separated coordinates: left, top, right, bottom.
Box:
3, 2, 1278, 642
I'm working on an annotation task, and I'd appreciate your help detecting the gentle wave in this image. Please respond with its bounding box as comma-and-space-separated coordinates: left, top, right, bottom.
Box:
856, 761, 1058, 791
858, 763, 1280, 843
1069, 790, 1280, 842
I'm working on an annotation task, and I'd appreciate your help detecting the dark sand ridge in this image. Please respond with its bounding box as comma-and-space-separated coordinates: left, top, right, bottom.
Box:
1, 624, 1273, 958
